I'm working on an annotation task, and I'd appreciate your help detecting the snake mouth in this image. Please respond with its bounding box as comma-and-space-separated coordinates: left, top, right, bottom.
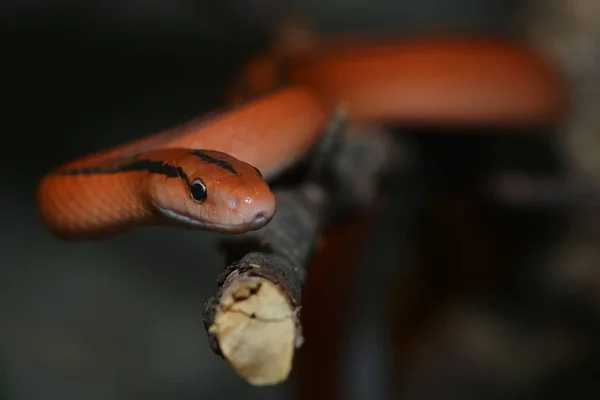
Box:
152, 204, 272, 233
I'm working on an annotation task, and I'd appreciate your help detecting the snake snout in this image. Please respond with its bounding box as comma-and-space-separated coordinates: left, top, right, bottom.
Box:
247, 203, 276, 229
251, 211, 270, 228
240, 191, 276, 229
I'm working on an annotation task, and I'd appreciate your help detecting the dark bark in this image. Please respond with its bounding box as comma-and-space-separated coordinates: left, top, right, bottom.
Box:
201, 120, 402, 384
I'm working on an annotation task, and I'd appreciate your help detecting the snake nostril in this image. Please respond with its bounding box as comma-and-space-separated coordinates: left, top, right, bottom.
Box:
229, 199, 239, 210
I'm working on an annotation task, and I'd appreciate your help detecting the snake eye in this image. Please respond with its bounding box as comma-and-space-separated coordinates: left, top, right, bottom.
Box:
190, 179, 207, 203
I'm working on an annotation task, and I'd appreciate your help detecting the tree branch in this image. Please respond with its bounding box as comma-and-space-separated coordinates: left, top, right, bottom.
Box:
202, 124, 401, 386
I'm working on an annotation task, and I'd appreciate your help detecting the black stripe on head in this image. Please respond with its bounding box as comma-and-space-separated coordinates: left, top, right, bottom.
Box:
190, 150, 238, 175
54, 159, 189, 181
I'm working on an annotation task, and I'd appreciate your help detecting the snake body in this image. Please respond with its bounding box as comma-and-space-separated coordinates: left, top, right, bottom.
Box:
37, 35, 568, 240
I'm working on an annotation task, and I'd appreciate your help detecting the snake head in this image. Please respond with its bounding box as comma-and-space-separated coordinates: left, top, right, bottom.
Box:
148, 149, 276, 233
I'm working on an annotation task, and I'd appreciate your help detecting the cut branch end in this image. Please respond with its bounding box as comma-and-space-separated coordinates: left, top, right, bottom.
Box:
207, 275, 301, 386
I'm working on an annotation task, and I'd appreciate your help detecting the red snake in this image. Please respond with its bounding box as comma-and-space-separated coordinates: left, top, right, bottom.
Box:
37, 35, 568, 240
37, 87, 327, 239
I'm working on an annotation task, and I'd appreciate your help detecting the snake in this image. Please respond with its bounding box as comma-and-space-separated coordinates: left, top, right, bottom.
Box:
36, 87, 327, 239
37, 34, 568, 241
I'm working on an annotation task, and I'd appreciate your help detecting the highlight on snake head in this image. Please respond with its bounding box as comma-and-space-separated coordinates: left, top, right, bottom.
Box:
148, 149, 277, 234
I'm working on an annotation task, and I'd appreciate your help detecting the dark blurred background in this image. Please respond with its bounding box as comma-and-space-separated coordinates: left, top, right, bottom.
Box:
3, 0, 600, 399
